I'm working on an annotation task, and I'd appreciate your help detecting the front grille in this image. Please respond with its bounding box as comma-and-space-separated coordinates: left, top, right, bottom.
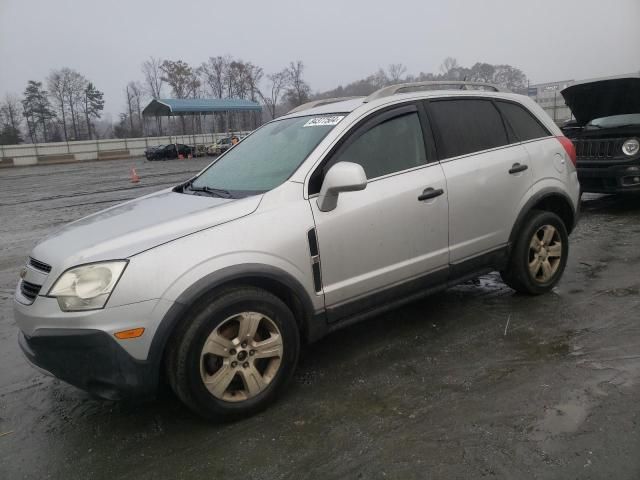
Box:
573, 138, 623, 162
28, 257, 52, 273
20, 280, 42, 301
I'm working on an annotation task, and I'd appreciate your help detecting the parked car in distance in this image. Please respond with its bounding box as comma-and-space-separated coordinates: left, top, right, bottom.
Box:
560, 74, 640, 194
205, 143, 221, 156
15, 81, 580, 421
206, 137, 234, 156
144, 144, 166, 160
194, 144, 208, 157
146, 143, 195, 161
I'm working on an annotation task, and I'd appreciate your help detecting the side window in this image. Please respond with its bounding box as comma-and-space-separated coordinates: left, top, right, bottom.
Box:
428, 99, 509, 159
496, 101, 551, 142
330, 112, 427, 180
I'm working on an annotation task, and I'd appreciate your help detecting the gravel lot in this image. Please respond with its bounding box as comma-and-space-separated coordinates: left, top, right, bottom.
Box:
1, 158, 639, 479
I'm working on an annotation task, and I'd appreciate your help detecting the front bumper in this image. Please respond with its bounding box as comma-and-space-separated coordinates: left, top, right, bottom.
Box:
578, 163, 640, 193
19, 328, 157, 400
14, 294, 174, 400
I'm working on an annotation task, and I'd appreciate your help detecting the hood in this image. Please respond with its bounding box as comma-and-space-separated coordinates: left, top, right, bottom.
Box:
561, 75, 640, 126
31, 188, 262, 267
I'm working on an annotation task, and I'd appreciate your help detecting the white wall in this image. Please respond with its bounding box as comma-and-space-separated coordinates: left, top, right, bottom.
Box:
0, 132, 251, 167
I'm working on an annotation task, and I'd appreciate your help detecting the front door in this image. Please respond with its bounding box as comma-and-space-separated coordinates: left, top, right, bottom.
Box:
308, 104, 449, 321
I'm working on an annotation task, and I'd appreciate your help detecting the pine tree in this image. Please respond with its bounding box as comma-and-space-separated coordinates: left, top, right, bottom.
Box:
22, 81, 55, 143
83, 82, 104, 139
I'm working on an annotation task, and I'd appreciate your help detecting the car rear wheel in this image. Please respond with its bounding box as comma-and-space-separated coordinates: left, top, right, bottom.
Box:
501, 210, 569, 295
166, 287, 300, 420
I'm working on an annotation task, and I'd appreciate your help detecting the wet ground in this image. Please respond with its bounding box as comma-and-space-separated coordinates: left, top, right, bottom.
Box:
1, 158, 640, 479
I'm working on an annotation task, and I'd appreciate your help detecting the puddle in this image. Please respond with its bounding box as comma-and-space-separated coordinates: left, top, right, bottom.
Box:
508, 329, 574, 360
530, 400, 590, 441
596, 286, 639, 297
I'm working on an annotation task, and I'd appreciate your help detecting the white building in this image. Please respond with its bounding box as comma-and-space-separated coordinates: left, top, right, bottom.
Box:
527, 80, 575, 124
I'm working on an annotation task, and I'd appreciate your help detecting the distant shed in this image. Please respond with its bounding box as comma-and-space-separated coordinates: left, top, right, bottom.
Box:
142, 98, 262, 133
143, 98, 262, 116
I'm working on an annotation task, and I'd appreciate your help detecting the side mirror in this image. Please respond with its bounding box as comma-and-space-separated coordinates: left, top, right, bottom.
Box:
317, 162, 367, 212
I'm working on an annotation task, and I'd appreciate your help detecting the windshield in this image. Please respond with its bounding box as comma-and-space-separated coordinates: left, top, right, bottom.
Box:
191, 114, 345, 195
586, 113, 640, 129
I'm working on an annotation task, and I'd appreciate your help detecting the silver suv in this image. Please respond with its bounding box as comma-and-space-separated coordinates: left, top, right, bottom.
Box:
14, 82, 580, 420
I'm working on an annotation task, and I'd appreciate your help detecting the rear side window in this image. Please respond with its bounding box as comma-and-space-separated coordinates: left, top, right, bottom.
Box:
428, 99, 508, 159
330, 112, 427, 179
496, 101, 550, 141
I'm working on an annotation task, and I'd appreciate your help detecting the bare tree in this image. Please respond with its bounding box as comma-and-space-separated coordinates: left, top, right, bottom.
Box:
66, 70, 88, 139
466, 62, 496, 85
48, 70, 70, 141
0, 94, 23, 144
284, 60, 311, 108
491, 64, 527, 90
199, 56, 230, 98
387, 63, 407, 83
125, 82, 145, 137
142, 57, 165, 133
224, 61, 244, 98
244, 62, 263, 102
160, 60, 200, 99
439, 57, 460, 78
0, 94, 22, 132
259, 70, 288, 119
131, 82, 145, 134
141, 57, 164, 99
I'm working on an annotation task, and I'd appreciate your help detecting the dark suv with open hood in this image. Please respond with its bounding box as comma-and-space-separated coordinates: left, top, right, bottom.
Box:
561, 75, 640, 193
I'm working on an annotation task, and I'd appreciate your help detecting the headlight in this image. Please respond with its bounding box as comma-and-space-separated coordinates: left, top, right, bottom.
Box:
48, 261, 128, 311
622, 138, 640, 157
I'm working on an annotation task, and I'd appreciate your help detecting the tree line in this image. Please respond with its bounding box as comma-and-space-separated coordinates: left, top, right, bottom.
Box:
1, 69, 105, 145
116, 57, 311, 138
315, 57, 528, 99
0, 56, 527, 145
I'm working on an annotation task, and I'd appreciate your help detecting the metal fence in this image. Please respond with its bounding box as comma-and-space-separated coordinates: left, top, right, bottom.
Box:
0, 132, 251, 168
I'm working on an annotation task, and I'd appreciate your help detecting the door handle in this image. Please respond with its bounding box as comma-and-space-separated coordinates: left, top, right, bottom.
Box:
509, 163, 529, 174
418, 187, 444, 201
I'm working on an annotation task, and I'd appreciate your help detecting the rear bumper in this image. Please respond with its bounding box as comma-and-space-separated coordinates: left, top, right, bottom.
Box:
578, 163, 640, 193
19, 328, 157, 401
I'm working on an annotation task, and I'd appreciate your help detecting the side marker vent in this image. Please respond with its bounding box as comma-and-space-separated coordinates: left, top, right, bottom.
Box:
307, 228, 322, 293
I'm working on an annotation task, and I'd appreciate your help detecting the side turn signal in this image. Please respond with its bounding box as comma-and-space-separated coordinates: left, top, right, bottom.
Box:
114, 328, 145, 339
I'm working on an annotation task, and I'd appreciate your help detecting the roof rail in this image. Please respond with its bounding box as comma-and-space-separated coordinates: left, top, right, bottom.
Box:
364, 81, 509, 103
287, 96, 364, 114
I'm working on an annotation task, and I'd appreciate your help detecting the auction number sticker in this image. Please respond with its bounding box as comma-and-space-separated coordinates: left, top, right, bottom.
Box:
303, 116, 345, 127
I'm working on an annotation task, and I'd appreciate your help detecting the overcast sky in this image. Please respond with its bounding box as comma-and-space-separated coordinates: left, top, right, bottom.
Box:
1, 0, 639, 118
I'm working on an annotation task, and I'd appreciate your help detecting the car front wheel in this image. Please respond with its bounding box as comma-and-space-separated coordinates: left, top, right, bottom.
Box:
501, 210, 569, 295
166, 287, 300, 420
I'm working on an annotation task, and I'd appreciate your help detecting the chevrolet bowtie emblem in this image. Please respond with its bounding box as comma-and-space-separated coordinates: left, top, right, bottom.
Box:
19, 268, 27, 279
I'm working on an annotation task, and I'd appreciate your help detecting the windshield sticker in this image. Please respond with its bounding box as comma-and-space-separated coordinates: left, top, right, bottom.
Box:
303, 116, 345, 127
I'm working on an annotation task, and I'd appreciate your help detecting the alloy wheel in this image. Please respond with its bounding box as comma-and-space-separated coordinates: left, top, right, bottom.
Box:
528, 224, 562, 283
199, 312, 283, 402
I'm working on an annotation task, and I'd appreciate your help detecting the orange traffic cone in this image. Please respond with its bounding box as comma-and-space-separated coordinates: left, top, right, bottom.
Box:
130, 167, 140, 184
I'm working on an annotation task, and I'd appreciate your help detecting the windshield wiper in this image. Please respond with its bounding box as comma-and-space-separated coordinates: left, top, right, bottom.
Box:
186, 183, 233, 198
588, 123, 639, 129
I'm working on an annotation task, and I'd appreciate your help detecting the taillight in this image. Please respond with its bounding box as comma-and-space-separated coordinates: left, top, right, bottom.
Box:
556, 136, 577, 166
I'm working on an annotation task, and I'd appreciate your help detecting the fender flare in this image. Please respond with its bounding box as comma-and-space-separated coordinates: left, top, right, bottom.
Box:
509, 187, 578, 245
146, 263, 320, 379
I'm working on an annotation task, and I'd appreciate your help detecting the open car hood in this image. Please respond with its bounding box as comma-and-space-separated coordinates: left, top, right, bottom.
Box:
561, 75, 640, 126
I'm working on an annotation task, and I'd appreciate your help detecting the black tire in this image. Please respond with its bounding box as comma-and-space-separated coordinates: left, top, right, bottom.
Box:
166, 287, 300, 421
501, 210, 569, 295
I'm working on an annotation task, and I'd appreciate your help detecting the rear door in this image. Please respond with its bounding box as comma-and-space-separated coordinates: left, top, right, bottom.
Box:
495, 100, 560, 187
426, 98, 534, 264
